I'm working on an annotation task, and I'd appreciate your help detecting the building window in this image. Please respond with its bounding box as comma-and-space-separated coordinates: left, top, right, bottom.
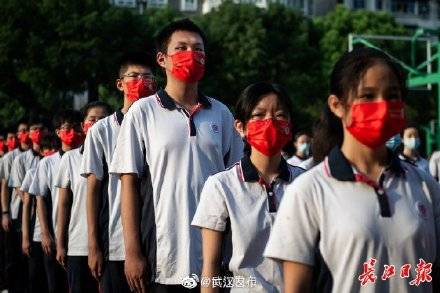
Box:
353, 0, 365, 9
391, 0, 430, 18
181, 0, 197, 11
376, 0, 383, 10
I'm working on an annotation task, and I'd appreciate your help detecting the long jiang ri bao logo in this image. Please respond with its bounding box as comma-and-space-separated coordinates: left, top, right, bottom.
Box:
181, 274, 199, 289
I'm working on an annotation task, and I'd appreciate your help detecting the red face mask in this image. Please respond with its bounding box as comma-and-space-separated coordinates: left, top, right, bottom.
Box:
18, 131, 31, 145
83, 120, 95, 134
0, 139, 6, 153
42, 149, 56, 157
125, 78, 157, 102
6, 137, 18, 151
29, 129, 42, 145
346, 100, 405, 149
170, 51, 205, 83
246, 119, 292, 157
59, 129, 84, 147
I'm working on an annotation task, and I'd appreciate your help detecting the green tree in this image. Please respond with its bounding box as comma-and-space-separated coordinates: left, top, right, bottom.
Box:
197, 2, 323, 130
315, 5, 407, 77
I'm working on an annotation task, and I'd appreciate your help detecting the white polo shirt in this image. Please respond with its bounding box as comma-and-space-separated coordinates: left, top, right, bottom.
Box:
0, 157, 4, 179
9, 149, 40, 220
109, 89, 243, 284
192, 156, 304, 292
399, 153, 431, 176
55, 147, 88, 256
80, 110, 125, 261
429, 151, 440, 182
265, 147, 440, 293
29, 151, 63, 237
2, 148, 26, 219
20, 167, 41, 242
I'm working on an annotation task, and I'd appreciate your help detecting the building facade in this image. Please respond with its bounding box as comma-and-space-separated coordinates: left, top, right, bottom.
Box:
109, 0, 440, 29
341, 0, 440, 29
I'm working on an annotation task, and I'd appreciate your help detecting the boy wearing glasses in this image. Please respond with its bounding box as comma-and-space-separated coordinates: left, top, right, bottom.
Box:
29, 110, 83, 293
80, 52, 156, 293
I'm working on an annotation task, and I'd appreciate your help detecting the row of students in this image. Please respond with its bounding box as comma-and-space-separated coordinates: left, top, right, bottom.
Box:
0, 18, 439, 293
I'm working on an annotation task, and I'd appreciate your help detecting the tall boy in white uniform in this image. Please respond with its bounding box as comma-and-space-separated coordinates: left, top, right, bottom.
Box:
80, 53, 156, 293
109, 19, 243, 292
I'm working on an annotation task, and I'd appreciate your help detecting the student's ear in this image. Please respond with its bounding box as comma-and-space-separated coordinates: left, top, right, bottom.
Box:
55, 129, 61, 137
157, 52, 166, 69
328, 95, 345, 119
116, 79, 124, 92
234, 120, 245, 138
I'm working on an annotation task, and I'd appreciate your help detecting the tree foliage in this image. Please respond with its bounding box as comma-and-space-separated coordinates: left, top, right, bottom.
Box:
3, 1, 430, 132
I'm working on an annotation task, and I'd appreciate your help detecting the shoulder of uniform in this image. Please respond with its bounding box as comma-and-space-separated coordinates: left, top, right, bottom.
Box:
208, 161, 240, 183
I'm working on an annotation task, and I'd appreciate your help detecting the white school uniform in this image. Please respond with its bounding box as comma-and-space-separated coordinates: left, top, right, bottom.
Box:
109, 89, 243, 284
265, 147, 440, 293
79, 110, 125, 261
20, 167, 41, 242
55, 147, 88, 256
192, 156, 304, 292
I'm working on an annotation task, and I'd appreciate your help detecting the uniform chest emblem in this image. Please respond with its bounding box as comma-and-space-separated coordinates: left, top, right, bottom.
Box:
415, 201, 428, 219
211, 123, 219, 133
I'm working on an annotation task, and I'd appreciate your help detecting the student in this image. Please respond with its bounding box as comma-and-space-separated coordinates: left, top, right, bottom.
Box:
29, 110, 83, 293
56, 101, 110, 293
1, 120, 30, 233
109, 19, 243, 293
80, 53, 155, 293
21, 133, 59, 293
5, 118, 44, 293
287, 131, 312, 167
429, 150, 440, 182
399, 125, 430, 174
192, 82, 304, 293
264, 47, 440, 293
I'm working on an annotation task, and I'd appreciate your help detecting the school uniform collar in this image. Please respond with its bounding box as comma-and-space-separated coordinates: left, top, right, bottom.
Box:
156, 88, 211, 110
115, 109, 124, 126
327, 147, 405, 183
239, 155, 291, 183
59, 149, 65, 157
79, 144, 84, 155
31, 148, 40, 158
398, 153, 421, 165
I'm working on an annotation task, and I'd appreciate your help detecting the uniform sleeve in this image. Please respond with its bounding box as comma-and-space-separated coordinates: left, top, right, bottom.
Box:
55, 155, 70, 188
9, 155, 25, 188
3, 154, 14, 182
109, 105, 145, 176
429, 154, 438, 181
20, 169, 35, 193
29, 160, 49, 197
191, 176, 229, 232
80, 125, 104, 180
421, 171, 440, 266
0, 158, 4, 179
222, 107, 243, 168
264, 175, 320, 266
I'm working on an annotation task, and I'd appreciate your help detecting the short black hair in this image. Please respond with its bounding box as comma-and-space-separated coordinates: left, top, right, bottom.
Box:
52, 109, 82, 130
294, 130, 312, 142
28, 115, 47, 128
118, 52, 155, 78
155, 18, 206, 54
235, 82, 293, 125
40, 133, 60, 151
80, 101, 112, 120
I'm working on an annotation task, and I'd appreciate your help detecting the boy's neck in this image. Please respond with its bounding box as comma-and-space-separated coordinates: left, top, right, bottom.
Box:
165, 80, 199, 107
